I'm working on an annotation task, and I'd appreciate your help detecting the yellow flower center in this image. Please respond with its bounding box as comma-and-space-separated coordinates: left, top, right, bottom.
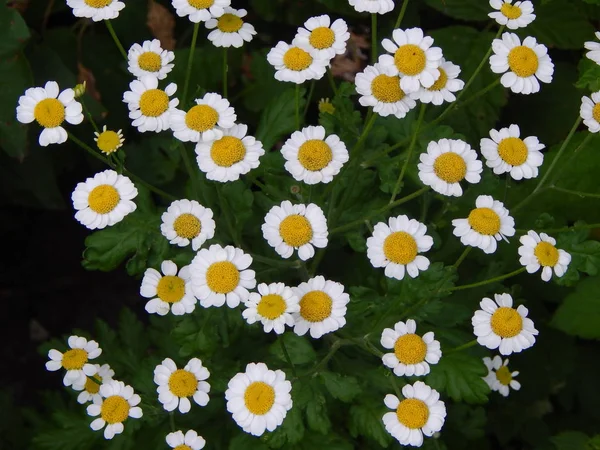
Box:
217, 13, 243, 33
394, 44, 427, 76
299, 290, 332, 322
210, 136, 246, 167
168, 369, 198, 397
318, 98, 335, 115
34, 98, 65, 128
467, 207, 501, 236
394, 334, 427, 365
189, 0, 214, 9
283, 47, 313, 71
173, 213, 201, 239
156, 275, 186, 303
244, 381, 275, 415
84, 0, 112, 7
496, 365, 512, 386
96, 130, 121, 155
508, 46, 539, 78
139, 89, 169, 117
497, 137, 528, 166
279, 214, 313, 247
396, 398, 429, 429
592, 103, 600, 122
62, 348, 88, 370
383, 231, 418, 265
84, 375, 102, 394
534, 241, 559, 267
371, 74, 404, 103
433, 152, 467, 183
206, 261, 240, 293
174, 446, 192, 450
100, 395, 130, 424
185, 104, 219, 132
138, 51, 162, 72
256, 294, 287, 320
309, 27, 336, 49
500, 3, 522, 19
298, 139, 333, 171
490, 307, 523, 338
88, 185, 120, 215
428, 68, 448, 91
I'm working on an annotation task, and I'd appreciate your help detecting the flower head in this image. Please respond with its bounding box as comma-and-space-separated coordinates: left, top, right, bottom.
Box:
73, 364, 115, 404
584, 31, 600, 66
488, 0, 535, 29
267, 41, 328, 84
123, 76, 178, 133
205, 8, 256, 48
483, 355, 521, 396
348, 0, 394, 14
171, 93, 236, 143
172, 0, 230, 23
243, 282, 300, 334
580, 92, 600, 133
46, 335, 102, 386
417, 59, 464, 105
518, 230, 571, 282
294, 15, 350, 60
94, 125, 124, 155
66, 0, 125, 21
141, 260, 197, 316
318, 98, 335, 114
166, 430, 206, 450
154, 357, 210, 413
161, 199, 215, 250
127, 39, 175, 80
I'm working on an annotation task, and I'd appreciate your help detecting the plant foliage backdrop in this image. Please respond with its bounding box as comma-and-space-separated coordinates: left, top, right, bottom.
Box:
3, 0, 600, 449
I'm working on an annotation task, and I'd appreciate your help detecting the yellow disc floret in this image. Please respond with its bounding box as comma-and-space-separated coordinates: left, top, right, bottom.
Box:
185, 105, 219, 132
168, 369, 198, 397
371, 74, 404, 103
396, 398, 429, 429
189, 0, 214, 9
84, 376, 102, 394
394, 44, 427, 76
495, 365, 512, 385
383, 232, 418, 265
173, 213, 201, 239
88, 185, 120, 214
62, 348, 88, 370
508, 46, 539, 78
592, 103, 600, 123
217, 13, 243, 32
206, 261, 240, 293
299, 290, 332, 322
394, 334, 427, 365
138, 52, 162, 72
298, 140, 333, 171
283, 47, 313, 71
100, 396, 130, 424
501, 3, 522, 19
468, 207, 501, 236
491, 307, 523, 338
428, 68, 448, 91
279, 215, 313, 247
210, 136, 246, 167
244, 382, 275, 415
156, 275, 186, 303
84, 0, 112, 7
257, 294, 287, 320
96, 130, 122, 155
139, 89, 169, 117
318, 98, 335, 115
309, 27, 335, 49
433, 152, 467, 183
34, 98, 65, 128
534, 241, 559, 267
497, 137, 528, 166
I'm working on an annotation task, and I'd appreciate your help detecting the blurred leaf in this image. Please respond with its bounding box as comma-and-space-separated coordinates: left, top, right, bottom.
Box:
551, 431, 589, 450
551, 275, 600, 339
529, 0, 595, 50
423, 0, 490, 21
320, 372, 361, 403
576, 57, 600, 93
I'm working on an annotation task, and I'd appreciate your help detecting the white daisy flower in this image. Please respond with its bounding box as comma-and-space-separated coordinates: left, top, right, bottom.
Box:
72, 364, 115, 404
355, 63, 418, 119
472, 293, 538, 355
140, 260, 196, 316
94, 125, 124, 155
382, 381, 447, 447
366, 215, 433, 281
225, 362, 293, 436
281, 125, 349, 185
348, 0, 394, 14
378, 28, 444, 93
584, 31, 600, 66
261, 201, 328, 261
16, 81, 83, 147
195, 123, 264, 182
489, 32, 554, 95
190, 244, 256, 308
86, 380, 143, 440
127, 39, 175, 80
483, 356, 521, 397
480, 125, 545, 180
518, 230, 571, 282
267, 41, 328, 84
154, 357, 210, 413
488, 0, 535, 30
292, 276, 349, 339
205, 8, 256, 48
294, 15, 350, 60
71, 169, 138, 230
166, 430, 206, 450
171, 93, 236, 143
580, 92, 600, 133
171, 0, 230, 23
66, 0, 125, 21
417, 59, 464, 105
45, 335, 102, 387
452, 195, 515, 254
380, 320, 442, 377
160, 199, 215, 250
417, 138, 483, 197
242, 282, 300, 334
122, 76, 178, 133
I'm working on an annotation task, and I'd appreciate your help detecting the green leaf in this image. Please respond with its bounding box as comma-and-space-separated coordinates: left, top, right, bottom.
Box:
529, 0, 595, 50
305, 393, 331, 435
576, 57, 600, 93
551, 431, 590, 450
348, 399, 392, 447
423, 0, 490, 21
229, 434, 269, 450
269, 333, 316, 365
320, 372, 361, 403
265, 406, 304, 448
256, 87, 306, 152
551, 275, 600, 339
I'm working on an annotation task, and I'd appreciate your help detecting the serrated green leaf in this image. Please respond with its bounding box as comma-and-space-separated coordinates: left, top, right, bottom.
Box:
576, 57, 600, 92
551, 275, 600, 339
305, 394, 331, 435
551, 431, 590, 450
256, 87, 306, 151
269, 333, 316, 365
348, 399, 391, 447
423, 0, 490, 21
529, 0, 595, 50
320, 372, 361, 403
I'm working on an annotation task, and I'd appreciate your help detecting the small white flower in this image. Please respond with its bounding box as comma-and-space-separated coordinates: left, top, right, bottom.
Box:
472, 293, 538, 355
381, 320, 442, 377
348, 0, 394, 14
72, 364, 115, 404
518, 230, 571, 282
86, 380, 143, 440
205, 8, 256, 48
127, 39, 175, 80
488, 0, 535, 30
489, 32, 554, 95
584, 31, 600, 66
66, 0, 125, 21
123, 76, 178, 133
417, 138, 482, 197
190, 244, 256, 308
417, 59, 464, 105
378, 27, 444, 93
452, 195, 515, 254
94, 125, 124, 155
45, 335, 102, 387
172, 0, 230, 23
154, 357, 210, 413
294, 15, 350, 60
580, 92, 600, 133
243, 283, 299, 334
267, 41, 329, 84
171, 92, 236, 143
292, 276, 349, 339
160, 199, 215, 250
262, 201, 328, 261
71, 169, 138, 230
225, 362, 292, 436
382, 381, 447, 447
195, 123, 264, 182
140, 260, 197, 316
16, 81, 83, 147
483, 356, 521, 397
366, 215, 433, 280
166, 430, 206, 450
480, 124, 544, 180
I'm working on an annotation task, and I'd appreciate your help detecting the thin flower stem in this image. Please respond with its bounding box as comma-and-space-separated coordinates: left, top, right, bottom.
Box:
393, 0, 410, 29
169, 412, 176, 432
295, 84, 301, 129
80, 97, 99, 133
327, 67, 337, 96
182, 22, 200, 108
303, 80, 316, 118
278, 335, 298, 377
516, 223, 600, 235
178, 142, 202, 202
448, 267, 527, 292
105, 20, 128, 61
89, 376, 102, 385
371, 14, 377, 63
446, 339, 478, 354
223, 47, 228, 98
388, 374, 402, 398
250, 253, 299, 267
550, 186, 600, 199
300, 339, 346, 377
216, 187, 241, 247
453, 247, 472, 269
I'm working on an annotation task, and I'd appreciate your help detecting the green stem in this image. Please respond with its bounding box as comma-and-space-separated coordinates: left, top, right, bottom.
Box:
216, 186, 240, 247
371, 14, 377, 63
303, 80, 316, 118
278, 336, 297, 376
169, 412, 176, 432
223, 47, 228, 98
80, 97, 99, 133
327, 67, 337, 96
449, 267, 527, 292
295, 84, 301, 129
105, 20, 127, 61
178, 142, 201, 202
183, 22, 200, 108
393, 0, 410, 29
250, 254, 299, 267
453, 247, 472, 269
447, 339, 478, 354
301, 339, 348, 377
89, 376, 102, 385
550, 186, 600, 199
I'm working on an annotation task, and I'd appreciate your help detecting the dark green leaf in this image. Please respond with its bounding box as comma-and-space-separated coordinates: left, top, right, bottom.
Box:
551, 275, 600, 339
320, 372, 361, 403
256, 87, 306, 152
269, 333, 316, 365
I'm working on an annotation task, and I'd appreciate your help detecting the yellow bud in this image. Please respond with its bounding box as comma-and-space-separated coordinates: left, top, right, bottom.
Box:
73, 81, 87, 98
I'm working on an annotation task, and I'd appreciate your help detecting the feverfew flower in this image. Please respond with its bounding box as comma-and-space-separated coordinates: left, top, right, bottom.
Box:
417, 59, 464, 105
140, 260, 196, 316
584, 32, 600, 66
488, 0, 535, 30
171, 0, 230, 23
171, 93, 236, 143
518, 230, 571, 282
160, 199, 216, 250
66, 0, 125, 21
94, 126, 124, 155
46, 335, 102, 387
348, 0, 394, 15
72, 364, 115, 404
483, 356, 521, 397
166, 430, 206, 450
123, 76, 178, 133
294, 15, 350, 60
206, 8, 256, 48
154, 358, 210, 413
127, 39, 175, 80
87, 380, 143, 439
580, 92, 600, 133
267, 41, 328, 84
243, 283, 300, 334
